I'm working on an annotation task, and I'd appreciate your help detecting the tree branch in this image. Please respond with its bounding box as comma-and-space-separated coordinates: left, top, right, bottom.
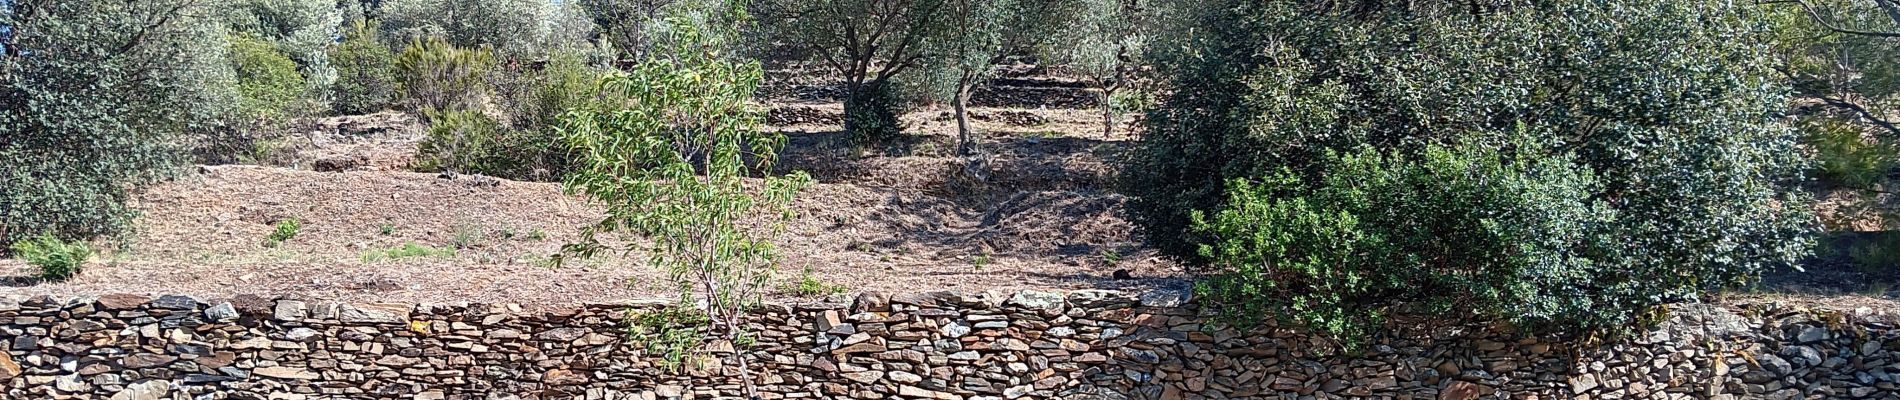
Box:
1820, 96, 1900, 137
1763, 0, 1900, 37
110, 0, 202, 60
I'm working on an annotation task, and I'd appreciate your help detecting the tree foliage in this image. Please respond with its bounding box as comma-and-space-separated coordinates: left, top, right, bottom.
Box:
556, 10, 809, 395
758, 0, 944, 143
1045, 0, 1153, 138
230, 33, 309, 122
420, 51, 616, 180
1128, 0, 1815, 340
227, 0, 342, 90
577, 0, 678, 58
1196, 144, 1613, 345
1, 0, 235, 244
919, 0, 1070, 155
1762, 0, 1900, 189
378, 0, 571, 60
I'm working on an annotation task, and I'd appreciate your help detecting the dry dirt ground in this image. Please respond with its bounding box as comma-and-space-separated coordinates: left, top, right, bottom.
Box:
3, 66, 1895, 312
0, 74, 1184, 308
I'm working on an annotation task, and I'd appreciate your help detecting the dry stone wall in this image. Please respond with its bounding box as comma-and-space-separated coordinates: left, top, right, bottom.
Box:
0, 289, 1895, 400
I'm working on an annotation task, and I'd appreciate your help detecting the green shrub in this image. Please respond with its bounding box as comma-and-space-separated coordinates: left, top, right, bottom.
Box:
844, 82, 905, 146
231, 34, 310, 121
414, 109, 511, 174
361, 242, 456, 262
478, 50, 616, 180
394, 38, 495, 114
227, 0, 342, 90
1807, 117, 1897, 190
1848, 236, 1900, 272
379, 0, 572, 60
265, 218, 302, 247
332, 20, 399, 115
785, 267, 847, 296
1130, 1, 1814, 340
1195, 144, 1616, 345
1, 0, 229, 245
10, 233, 93, 281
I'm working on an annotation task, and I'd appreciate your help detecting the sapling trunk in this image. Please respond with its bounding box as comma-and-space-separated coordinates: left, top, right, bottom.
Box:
955, 71, 979, 156
1100, 89, 1117, 139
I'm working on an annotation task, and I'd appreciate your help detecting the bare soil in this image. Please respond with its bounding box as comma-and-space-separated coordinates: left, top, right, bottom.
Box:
0, 80, 1181, 307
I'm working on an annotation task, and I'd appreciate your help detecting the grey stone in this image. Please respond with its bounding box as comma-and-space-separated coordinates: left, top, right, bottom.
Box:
1570, 374, 1599, 394
1138, 289, 1191, 308
537, 328, 587, 342
942, 321, 971, 338
109, 380, 169, 400
1795, 326, 1828, 344
337, 303, 409, 324
204, 302, 239, 322
286, 328, 321, 341
1758, 353, 1794, 375
1007, 291, 1065, 310
888, 370, 923, 383
254, 366, 319, 380
151, 295, 197, 310
120, 354, 177, 369
1783, 346, 1824, 367
273, 300, 308, 321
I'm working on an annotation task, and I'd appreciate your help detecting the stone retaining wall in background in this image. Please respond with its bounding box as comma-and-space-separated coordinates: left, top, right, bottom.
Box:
0, 290, 1895, 399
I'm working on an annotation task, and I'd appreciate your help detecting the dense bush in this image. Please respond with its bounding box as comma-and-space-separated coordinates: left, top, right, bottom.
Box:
230, 34, 310, 122
843, 82, 906, 145
9, 233, 93, 281
331, 20, 399, 114
1, 0, 234, 244
577, 0, 676, 57
1195, 144, 1614, 344
394, 38, 496, 114
415, 51, 614, 180
415, 109, 511, 174
1128, 0, 1814, 340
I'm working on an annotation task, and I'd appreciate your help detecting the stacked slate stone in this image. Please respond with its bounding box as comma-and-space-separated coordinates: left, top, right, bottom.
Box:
0, 290, 1893, 399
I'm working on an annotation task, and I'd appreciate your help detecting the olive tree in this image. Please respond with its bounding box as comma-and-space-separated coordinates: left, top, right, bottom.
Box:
1764, 0, 1900, 137
758, 0, 945, 143
919, 0, 1071, 155
1, 0, 236, 244
1127, 0, 1813, 343
378, 0, 558, 60
577, 0, 677, 58
1045, 0, 1151, 138
556, 7, 810, 396
227, 0, 341, 91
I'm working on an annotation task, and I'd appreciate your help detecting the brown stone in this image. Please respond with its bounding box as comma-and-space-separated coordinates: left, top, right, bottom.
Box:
1161, 385, 1185, 400
543, 369, 587, 385
254, 366, 319, 380
0, 352, 19, 380
120, 354, 177, 369
1440, 381, 1482, 400
197, 352, 237, 368
831, 337, 886, 354
97, 293, 151, 310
